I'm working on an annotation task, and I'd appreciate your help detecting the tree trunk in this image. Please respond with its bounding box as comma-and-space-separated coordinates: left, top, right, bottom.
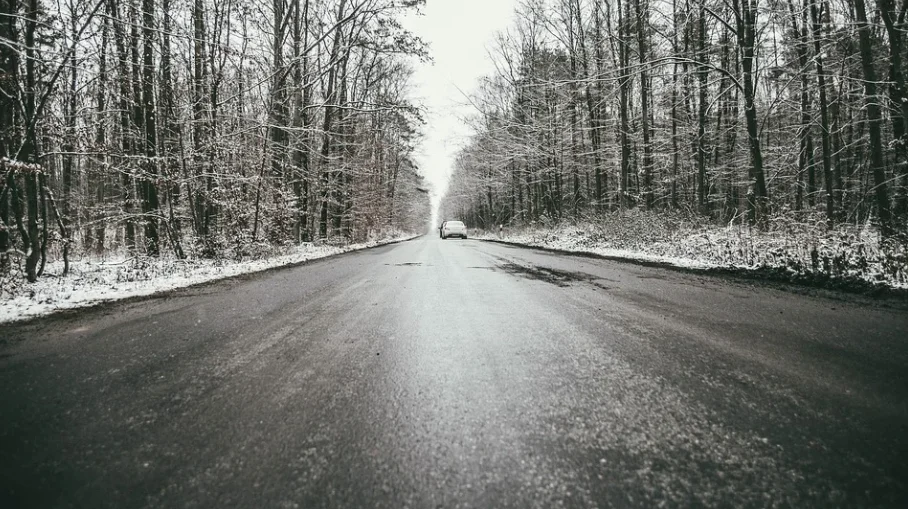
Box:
0, 0, 19, 271
140, 0, 160, 255
878, 0, 908, 218
94, 7, 109, 252
112, 0, 137, 251
809, 0, 835, 222
62, 11, 77, 239
617, 0, 631, 209
851, 0, 894, 236
635, 0, 654, 209
160, 0, 183, 257
270, 0, 288, 187
789, 0, 816, 211
23, 0, 40, 282
733, 0, 769, 224
592, 2, 606, 209
291, 0, 312, 242
696, 2, 709, 213
192, 0, 209, 240
319, 0, 347, 239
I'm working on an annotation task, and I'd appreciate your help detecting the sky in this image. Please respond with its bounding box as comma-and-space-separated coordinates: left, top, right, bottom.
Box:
402, 0, 520, 223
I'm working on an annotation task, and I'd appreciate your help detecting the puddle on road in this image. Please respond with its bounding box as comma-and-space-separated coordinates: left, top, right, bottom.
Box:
385, 262, 431, 267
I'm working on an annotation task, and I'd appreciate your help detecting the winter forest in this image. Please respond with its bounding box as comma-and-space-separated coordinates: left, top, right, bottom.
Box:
441, 0, 908, 280
0, 0, 432, 283
2, 0, 908, 292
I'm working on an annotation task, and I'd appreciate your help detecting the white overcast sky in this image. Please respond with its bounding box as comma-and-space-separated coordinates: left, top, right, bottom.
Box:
402, 0, 520, 213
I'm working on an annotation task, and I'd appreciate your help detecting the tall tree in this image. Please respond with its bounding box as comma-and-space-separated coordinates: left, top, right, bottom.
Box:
877, 0, 908, 217
634, 0, 654, 209
809, 0, 835, 222
696, 2, 710, 213
851, 0, 893, 236
22, 0, 41, 281
0, 0, 19, 270
139, 0, 160, 255
616, 0, 632, 209
731, 0, 769, 223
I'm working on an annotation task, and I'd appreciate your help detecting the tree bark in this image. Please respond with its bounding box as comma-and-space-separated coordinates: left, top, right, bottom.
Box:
696, 2, 709, 213
789, 0, 816, 210
808, 0, 835, 222
851, 0, 893, 236
270, 0, 288, 185
23, 0, 40, 282
111, 0, 136, 251
319, 0, 348, 239
877, 0, 908, 218
617, 0, 631, 209
140, 0, 160, 255
62, 10, 77, 238
192, 0, 209, 240
291, 0, 312, 242
0, 0, 19, 271
635, 0, 654, 209
732, 0, 769, 224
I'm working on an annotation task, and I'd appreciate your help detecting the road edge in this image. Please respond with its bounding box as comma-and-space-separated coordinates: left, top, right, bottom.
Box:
476, 237, 908, 308
0, 235, 424, 327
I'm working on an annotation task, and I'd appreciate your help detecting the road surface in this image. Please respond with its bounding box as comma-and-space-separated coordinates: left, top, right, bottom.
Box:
1, 236, 907, 508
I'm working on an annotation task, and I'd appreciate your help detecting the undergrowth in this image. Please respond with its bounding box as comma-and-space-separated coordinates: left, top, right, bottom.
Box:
485, 210, 908, 289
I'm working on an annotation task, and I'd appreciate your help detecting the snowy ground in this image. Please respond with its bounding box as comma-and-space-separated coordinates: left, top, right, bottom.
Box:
0, 234, 419, 324
472, 215, 908, 292
474, 229, 715, 269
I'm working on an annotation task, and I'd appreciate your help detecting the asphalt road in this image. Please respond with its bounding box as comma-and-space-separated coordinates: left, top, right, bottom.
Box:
1, 236, 907, 508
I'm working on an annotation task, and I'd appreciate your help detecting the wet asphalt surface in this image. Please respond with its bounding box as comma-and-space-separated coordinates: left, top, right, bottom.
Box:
1, 236, 907, 508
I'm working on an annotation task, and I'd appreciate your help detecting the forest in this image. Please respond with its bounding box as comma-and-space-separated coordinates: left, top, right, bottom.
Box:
0, 0, 432, 284
441, 0, 908, 256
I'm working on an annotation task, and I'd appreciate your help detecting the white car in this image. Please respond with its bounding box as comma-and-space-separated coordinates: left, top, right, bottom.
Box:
441, 220, 467, 239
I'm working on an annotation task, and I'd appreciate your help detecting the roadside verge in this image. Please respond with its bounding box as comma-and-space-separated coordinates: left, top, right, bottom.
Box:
0, 235, 420, 324
475, 235, 908, 305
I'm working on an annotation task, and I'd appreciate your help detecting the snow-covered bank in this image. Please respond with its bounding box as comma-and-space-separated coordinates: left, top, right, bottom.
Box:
0, 234, 419, 324
472, 213, 908, 292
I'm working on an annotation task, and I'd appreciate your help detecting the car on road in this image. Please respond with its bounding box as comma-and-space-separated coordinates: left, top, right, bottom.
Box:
441, 220, 467, 239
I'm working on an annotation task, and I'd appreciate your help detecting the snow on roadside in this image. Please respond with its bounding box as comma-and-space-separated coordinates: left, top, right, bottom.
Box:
0, 234, 418, 324
472, 222, 908, 291
472, 229, 716, 270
